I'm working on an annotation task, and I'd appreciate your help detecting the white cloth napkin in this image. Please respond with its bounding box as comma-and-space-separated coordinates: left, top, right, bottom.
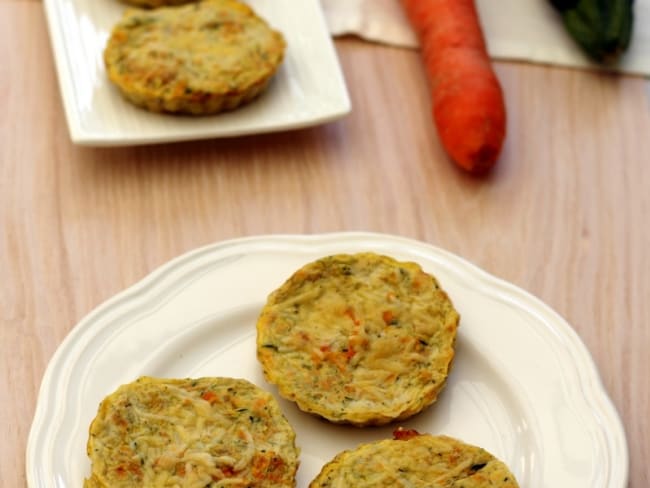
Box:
321, 0, 650, 77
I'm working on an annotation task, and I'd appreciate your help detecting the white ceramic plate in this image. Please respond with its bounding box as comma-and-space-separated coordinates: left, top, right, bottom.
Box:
42, 0, 351, 146
26, 232, 628, 487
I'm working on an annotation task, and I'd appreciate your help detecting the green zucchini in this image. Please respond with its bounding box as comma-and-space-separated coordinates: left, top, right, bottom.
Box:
550, 0, 634, 64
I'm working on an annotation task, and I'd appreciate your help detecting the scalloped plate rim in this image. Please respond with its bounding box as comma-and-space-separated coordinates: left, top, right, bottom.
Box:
26, 231, 629, 487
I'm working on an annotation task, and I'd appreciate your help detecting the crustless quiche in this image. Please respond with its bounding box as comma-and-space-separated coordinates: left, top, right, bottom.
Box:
104, 0, 285, 115
256, 253, 460, 426
309, 428, 520, 487
84, 376, 299, 487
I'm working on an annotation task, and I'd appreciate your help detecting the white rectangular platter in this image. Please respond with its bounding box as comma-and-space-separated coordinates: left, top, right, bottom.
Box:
43, 0, 351, 146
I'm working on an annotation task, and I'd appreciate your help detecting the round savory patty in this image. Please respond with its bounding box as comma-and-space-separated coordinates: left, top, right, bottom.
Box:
256, 253, 460, 426
309, 429, 520, 487
84, 376, 299, 487
104, 0, 286, 115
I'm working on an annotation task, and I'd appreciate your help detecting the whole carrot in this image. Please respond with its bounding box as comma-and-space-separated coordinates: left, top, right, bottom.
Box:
401, 0, 506, 174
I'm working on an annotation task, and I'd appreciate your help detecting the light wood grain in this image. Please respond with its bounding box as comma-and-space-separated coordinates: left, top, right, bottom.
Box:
2, 2, 649, 486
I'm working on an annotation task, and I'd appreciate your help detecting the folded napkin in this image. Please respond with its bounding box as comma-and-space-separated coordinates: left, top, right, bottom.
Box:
321, 0, 650, 78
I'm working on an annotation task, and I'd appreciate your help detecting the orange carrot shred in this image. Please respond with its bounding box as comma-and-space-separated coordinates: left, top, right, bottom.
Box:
201, 391, 217, 403
382, 310, 395, 325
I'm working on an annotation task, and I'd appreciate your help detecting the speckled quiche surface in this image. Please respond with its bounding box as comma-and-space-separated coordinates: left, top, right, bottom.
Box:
256, 252, 460, 426
120, 0, 195, 8
309, 429, 520, 487
84, 376, 299, 487
103, 0, 286, 115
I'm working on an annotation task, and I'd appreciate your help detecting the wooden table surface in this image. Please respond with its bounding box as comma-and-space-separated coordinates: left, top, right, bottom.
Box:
2, 0, 649, 486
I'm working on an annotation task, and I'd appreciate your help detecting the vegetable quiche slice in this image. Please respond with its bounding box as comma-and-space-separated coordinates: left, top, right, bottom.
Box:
309, 428, 520, 487
103, 0, 286, 115
84, 376, 299, 487
256, 253, 460, 426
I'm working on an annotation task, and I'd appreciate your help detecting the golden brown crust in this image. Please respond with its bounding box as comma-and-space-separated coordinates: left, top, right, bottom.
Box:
84, 376, 299, 487
309, 430, 520, 487
256, 253, 459, 426
103, 0, 285, 115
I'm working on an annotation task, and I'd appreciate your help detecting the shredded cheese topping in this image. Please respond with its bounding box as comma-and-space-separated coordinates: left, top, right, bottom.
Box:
84, 377, 299, 487
257, 253, 460, 426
